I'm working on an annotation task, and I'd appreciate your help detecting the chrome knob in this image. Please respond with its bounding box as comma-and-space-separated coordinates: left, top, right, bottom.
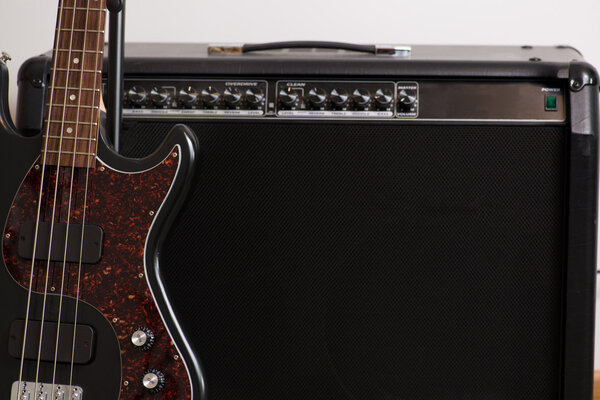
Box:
352, 88, 371, 109
224, 87, 242, 108
398, 88, 417, 111
201, 86, 220, 107
374, 88, 393, 109
127, 86, 147, 106
150, 86, 171, 107
330, 88, 349, 109
178, 86, 199, 107
142, 369, 165, 393
307, 87, 327, 108
245, 87, 265, 108
131, 327, 155, 351
278, 88, 299, 109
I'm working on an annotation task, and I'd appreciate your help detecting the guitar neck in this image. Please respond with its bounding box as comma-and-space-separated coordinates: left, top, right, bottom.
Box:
42, 0, 107, 168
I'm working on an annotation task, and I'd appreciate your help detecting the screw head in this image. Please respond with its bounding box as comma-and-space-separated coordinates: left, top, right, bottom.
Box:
172, 152, 178, 158
149, 210, 155, 216
4, 233, 10, 239
99, 166, 106, 172
123, 380, 129, 386
34, 165, 40, 170
112, 317, 118, 323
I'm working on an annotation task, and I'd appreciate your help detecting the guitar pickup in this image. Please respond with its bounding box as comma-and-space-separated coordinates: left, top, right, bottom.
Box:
8, 319, 95, 364
17, 221, 103, 264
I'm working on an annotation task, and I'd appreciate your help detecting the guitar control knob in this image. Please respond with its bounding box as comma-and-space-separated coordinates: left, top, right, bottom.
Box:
307, 87, 327, 108
201, 86, 220, 107
131, 327, 155, 351
352, 88, 371, 109
142, 369, 165, 393
245, 87, 265, 108
374, 88, 394, 110
127, 86, 147, 106
278, 88, 299, 109
150, 87, 171, 107
224, 87, 242, 108
398, 88, 417, 111
330, 88, 349, 109
178, 86, 199, 108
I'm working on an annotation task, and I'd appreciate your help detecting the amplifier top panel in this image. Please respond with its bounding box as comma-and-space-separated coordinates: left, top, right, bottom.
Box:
105, 43, 584, 63
27, 42, 591, 79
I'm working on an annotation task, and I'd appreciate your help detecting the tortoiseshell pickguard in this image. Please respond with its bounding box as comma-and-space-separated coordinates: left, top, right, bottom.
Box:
3, 146, 192, 399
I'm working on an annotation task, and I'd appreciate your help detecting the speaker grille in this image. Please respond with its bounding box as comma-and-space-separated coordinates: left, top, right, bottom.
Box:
122, 121, 567, 400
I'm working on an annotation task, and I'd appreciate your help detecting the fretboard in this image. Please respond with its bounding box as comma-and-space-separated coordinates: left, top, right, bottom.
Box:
42, 0, 107, 168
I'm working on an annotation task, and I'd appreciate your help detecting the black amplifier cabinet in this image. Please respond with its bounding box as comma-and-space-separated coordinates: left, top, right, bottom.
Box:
17, 43, 599, 400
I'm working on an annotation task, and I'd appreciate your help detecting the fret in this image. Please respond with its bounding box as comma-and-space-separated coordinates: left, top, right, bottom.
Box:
46, 104, 99, 109
45, 119, 98, 126
50, 87, 101, 93
56, 28, 105, 33
43, 150, 96, 156
51, 68, 102, 73
56, 49, 103, 54
43, 135, 97, 141
60, 7, 105, 11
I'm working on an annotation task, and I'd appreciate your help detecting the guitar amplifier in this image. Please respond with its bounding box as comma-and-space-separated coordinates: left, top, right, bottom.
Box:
15, 42, 599, 400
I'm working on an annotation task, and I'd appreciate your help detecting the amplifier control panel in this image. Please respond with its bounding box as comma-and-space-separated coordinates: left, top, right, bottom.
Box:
122, 80, 268, 117
116, 79, 564, 122
276, 81, 417, 118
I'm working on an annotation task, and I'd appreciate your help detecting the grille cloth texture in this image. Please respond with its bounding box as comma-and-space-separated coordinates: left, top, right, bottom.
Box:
122, 121, 566, 400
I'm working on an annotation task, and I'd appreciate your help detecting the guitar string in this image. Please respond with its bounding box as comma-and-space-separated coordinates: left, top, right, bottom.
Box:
69, 0, 105, 392
17, 0, 66, 397
32, 0, 79, 395
50, 0, 92, 394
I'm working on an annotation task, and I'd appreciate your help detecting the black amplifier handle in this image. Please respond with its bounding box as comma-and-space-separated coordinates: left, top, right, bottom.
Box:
237, 41, 410, 56
242, 41, 377, 54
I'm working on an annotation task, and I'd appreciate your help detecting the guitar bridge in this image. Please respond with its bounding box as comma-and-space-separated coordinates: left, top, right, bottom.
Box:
11, 381, 83, 400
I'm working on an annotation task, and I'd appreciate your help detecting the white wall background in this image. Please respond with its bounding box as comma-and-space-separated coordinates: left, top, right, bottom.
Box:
1, 0, 600, 368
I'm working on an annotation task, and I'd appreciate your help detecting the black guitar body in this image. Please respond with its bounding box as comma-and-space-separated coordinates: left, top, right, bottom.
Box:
0, 59, 203, 400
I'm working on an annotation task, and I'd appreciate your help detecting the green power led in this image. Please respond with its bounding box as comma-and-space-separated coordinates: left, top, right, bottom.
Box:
545, 95, 557, 111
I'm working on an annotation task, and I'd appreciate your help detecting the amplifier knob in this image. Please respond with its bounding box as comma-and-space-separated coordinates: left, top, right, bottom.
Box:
278, 88, 299, 109
374, 88, 393, 110
178, 86, 199, 107
352, 88, 371, 109
127, 86, 147, 106
307, 87, 327, 108
224, 87, 242, 108
201, 86, 220, 107
150, 86, 171, 107
245, 87, 265, 108
398, 89, 417, 110
330, 88, 349, 109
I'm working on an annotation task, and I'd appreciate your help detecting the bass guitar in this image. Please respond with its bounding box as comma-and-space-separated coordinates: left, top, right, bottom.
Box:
0, 1, 203, 399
